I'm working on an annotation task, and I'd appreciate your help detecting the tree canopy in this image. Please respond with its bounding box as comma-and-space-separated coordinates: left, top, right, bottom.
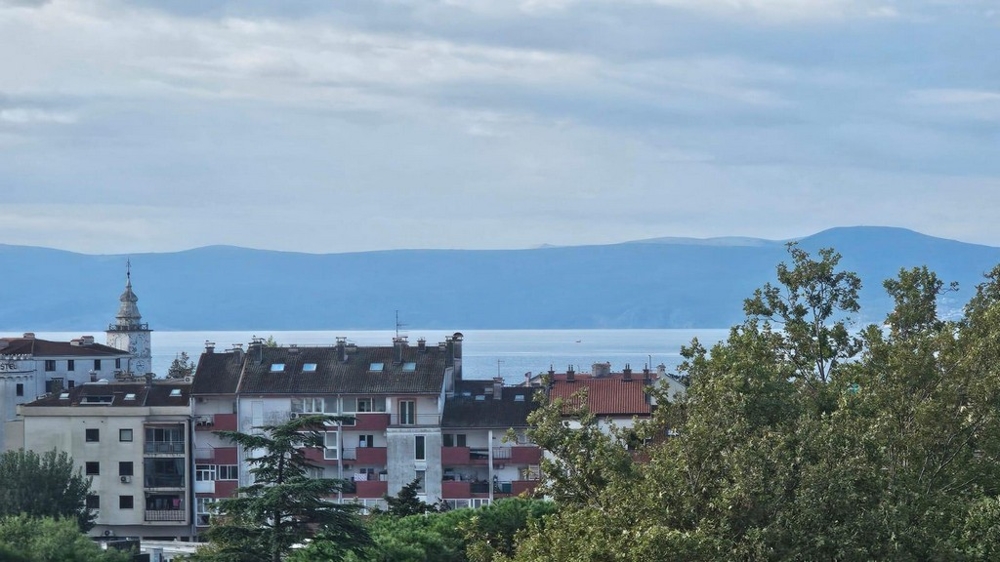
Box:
0, 449, 94, 531
500, 246, 1000, 560
0, 516, 130, 562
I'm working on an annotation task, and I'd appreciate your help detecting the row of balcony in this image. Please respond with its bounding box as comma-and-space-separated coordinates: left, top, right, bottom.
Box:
328, 479, 539, 499
194, 412, 449, 432
296, 446, 541, 467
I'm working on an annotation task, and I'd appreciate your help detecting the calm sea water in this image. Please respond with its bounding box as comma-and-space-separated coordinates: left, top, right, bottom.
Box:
30, 329, 728, 385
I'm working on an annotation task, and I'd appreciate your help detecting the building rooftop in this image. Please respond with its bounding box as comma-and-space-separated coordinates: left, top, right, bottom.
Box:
23, 381, 190, 408
548, 372, 655, 417
0, 335, 126, 358
442, 380, 539, 429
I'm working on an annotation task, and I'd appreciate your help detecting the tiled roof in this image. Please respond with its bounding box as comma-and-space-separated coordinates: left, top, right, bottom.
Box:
23, 382, 190, 408
549, 374, 654, 417
442, 380, 539, 429
191, 351, 244, 395
0, 337, 126, 357
216, 343, 448, 395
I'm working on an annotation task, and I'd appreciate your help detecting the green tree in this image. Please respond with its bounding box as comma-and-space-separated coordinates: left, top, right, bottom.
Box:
383, 478, 434, 518
166, 351, 196, 379
0, 515, 129, 562
188, 415, 371, 562
0, 449, 95, 531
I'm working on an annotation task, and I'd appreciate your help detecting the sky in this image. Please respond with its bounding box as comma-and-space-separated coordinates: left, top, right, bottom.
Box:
0, 0, 998, 254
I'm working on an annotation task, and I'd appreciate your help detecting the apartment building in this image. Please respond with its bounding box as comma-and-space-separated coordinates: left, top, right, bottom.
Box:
12, 381, 193, 540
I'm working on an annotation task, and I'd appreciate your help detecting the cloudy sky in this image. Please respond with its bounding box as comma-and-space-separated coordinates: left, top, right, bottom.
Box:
1, 0, 997, 254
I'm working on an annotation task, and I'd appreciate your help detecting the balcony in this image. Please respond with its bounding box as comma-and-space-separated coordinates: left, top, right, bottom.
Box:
389, 413, 441, 427
442, 479, 539, 499
194, 413, 238, 432
342, 447, 387, 465
144, 441, 185, 455
144, 475, 185, 489
354, 480, 388, 498
145, 510, 186, 522
441, 447, 490, 466
194, 480, 215, 494
301, 447, 338, 465
493, 446, 542, 465
345, 413, 390, 432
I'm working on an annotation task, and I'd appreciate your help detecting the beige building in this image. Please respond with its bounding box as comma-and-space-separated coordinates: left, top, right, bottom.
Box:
9, 381, 193, 540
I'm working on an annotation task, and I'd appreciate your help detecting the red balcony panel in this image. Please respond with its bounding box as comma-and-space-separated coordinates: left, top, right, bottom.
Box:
355, 480, 388, 498
301, 447, 339, 465
213, 481, 239, 499
215, 447, 238, 465
213, 414, 238, 432
442, 480, 471, 498
511, 480, 539, 496
349, 413, 390, 431
441, 446, 470, 465
509, 447, 542, 465
355, 447, 387, 465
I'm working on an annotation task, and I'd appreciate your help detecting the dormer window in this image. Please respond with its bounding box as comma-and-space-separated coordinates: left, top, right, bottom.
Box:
271, 363, 285, 372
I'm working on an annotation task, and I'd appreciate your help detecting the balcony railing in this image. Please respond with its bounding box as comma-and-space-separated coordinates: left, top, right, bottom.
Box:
144, 475, 185, 488
342, 447, 388, 465
389, 413, 441, 427
145, 509, 185, 522
194, 413, 238, 432
144, 441, 185, 455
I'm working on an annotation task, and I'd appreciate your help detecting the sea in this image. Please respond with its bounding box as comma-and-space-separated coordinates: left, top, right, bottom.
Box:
29, 329, 729, 384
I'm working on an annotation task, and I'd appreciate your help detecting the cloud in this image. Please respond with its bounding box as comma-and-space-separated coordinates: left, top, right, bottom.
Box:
0, 108, 76, 124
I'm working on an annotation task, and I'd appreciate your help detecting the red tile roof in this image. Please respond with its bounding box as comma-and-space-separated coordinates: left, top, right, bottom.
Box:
549, 375, 653, 416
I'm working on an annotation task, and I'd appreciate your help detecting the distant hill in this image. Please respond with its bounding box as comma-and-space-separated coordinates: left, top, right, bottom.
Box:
1, 226, 998, 331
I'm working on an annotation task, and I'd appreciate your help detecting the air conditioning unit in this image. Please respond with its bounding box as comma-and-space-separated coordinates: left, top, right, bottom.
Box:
120, 476, 131, 484
289, 412, 301, 419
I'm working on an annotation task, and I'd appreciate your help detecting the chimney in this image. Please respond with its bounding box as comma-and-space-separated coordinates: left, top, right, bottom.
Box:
336, 337, 347, 362
623, 363, 632, 382
593, 362, 611, 378
144, 373, 153, 387
452, 332, 463, 381
81, 335, 95, 346
566, 365, 575, 383
393, 336, 407, 364
656, 364, 667, 379
493, 377, 503, 400
205, 341, 216, 354
23, 332, 35, 339
417, 338, 426, 352
231, 343, 244, 362
643, 366, 653, 384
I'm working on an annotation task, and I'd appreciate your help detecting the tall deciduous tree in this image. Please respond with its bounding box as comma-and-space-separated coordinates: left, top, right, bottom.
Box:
0, 449, 94, 531
189, 415, 371, 562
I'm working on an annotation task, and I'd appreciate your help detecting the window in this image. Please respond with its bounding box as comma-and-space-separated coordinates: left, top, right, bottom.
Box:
358, 434, 374, 448
399, 400, 415, 425
170, 388, 181, 397
68, 359, 75, 371
456, 434, 467, 447
196, 465, 216, 481
86, 462, 100, 475
415, 470, 426, 493
270, 363, 285, 372
402, 362, 417, 372
217, 465, 239, 481
86, 495, 100, 509
415, 435, 425, 460
119, 428, 133, 442
369, 362, 384, 372
119, 495, 134, 509
196, 498, 217, 526
119, 462, 133, 476
45, 378, 64, 394
94, 359, 101, 370
15, 384, 23, 397
86, 428, 100, 442
302, 363, 317, 372
124, 393, 136, 401
67, 380, 75, 388
115, 358, 121, 369
324, 431, 339, 460
44, 360, 56, 371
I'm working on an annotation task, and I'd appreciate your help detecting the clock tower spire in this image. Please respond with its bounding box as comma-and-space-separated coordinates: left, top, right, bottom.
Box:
106, 260, 153, 375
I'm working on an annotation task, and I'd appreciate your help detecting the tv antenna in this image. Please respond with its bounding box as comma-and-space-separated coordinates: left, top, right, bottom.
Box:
395, 310, 408, 338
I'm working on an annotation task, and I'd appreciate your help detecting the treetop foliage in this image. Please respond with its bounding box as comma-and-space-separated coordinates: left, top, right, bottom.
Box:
0, 449, 94, 532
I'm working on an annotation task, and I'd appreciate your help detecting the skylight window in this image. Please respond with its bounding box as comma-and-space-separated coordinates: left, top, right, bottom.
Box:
170, 388, 182, 397
402, 362, 417, 372
59, 392, 70, 399
271, 363, 285, 372
514, 394, 526, 402
124, 393, 136, 401
302, 363, 317, 372
475, 395, 486, 401
369, 362, 384, 372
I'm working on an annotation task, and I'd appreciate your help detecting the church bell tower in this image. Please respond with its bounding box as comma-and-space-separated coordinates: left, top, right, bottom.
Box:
106, 261, 153, 375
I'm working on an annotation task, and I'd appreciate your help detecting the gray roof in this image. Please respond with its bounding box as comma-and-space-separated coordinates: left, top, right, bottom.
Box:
0, 337, 127, 358
194, 342, 449, 396
442, 380, 538, 429
24, 382, 190, 408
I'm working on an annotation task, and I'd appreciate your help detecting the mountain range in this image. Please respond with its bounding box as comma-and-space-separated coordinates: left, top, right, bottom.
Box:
2, 226, 998, 331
